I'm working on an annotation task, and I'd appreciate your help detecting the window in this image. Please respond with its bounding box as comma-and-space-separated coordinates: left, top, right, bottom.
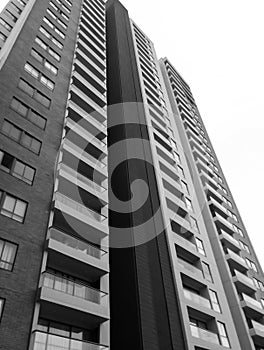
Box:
18, 79, 51, 108
43, 17, 65, 39
0, 298, 5, 319
0, 191, 27, 222
195, 238, 206, 256
174, 152, 181, 163
209, 290, 221, 313
0, 32, 7, 42
0, 150, 35, 185
10, 2, 22, 14
239, 241, 250, 254
35, 36, 61, 61
31, 48, 44, 63
245, 258, 258, 272
46, 8, 68, 29
17, 0, 26, 6
185, 198, 193, 212
11, 97, 46, 129
217, 322, 230, 348
202, 262, 213, 282
0, 18, 12, 31
2, 120, 42, 154
181, 181, 189, 194
253, 278, 264, 291
0, 238, 17, 270
177, 165, 185, 178
190, 216, 199, 232
24, 63, 55, 91
44, 60, 58, 75
39, 27, 63, 50
5, 9, 17, 22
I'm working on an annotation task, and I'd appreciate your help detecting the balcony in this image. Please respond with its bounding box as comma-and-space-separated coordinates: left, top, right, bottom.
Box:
39, 272, 109, 320
219, 230, 240, 252
183, 289, 211, 310
32, 331, 108, 350
209, 197, 229, 218
250, 320, 264, 346
47, 229, 108, 279
213, 212, 233, 235
53, 193, 108, 234
57, 163, 108, 203
190, 325, 220, 345
226, 248, 248, 272
233, 270, 256, 294
178, 258, 204, 280
241, 293, 264, 318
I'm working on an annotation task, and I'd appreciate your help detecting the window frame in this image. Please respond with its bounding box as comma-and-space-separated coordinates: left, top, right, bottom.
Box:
0, 237, 18, 271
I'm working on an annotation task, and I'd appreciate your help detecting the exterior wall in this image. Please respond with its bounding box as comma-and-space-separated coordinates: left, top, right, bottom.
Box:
160, 57, 264, 350
0, 0, 80, 349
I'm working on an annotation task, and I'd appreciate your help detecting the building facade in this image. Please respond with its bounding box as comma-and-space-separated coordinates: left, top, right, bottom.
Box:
0, 0, 109, 349
0, 0, 263, 350
160, 57, 264, 350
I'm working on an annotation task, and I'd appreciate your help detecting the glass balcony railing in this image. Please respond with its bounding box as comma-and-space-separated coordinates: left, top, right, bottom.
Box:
33, 331, 108, 350
190, 325, 220, 345
54, 193, 107, 223
59, 163, 107, 194
42, 272, 107, 304
49, 229, 107, 260
63, 139, 107, 169
183, 289, 211, 309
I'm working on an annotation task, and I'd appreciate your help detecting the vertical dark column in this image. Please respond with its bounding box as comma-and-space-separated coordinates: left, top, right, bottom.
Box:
106, 1, 187, 349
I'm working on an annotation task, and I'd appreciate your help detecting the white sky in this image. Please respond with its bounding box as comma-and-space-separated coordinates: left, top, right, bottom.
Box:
0, 0, 263, 268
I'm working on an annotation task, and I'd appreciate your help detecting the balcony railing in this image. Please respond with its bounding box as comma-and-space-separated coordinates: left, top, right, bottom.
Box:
190, 325, 220, 345
32, 331, 108, 350
219, 230, 240, 249
178, 259, 203, 279
183, 289, 211, 309
42, 272, 107, 304
251, 320, 264, 333
234, 270, 255, 288
59, 163, 107, 194
54, 192, 107, 223
49, 229, 107, 259
242, 293, 264, 310
226, 248, 247, 267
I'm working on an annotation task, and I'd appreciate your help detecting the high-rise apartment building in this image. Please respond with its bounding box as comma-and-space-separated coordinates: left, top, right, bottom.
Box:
0, 0, 109, 349
0, 0, 263, 350
160, 57, 264, 350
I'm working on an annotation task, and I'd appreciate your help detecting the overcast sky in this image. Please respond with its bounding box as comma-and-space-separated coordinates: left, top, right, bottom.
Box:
0, 0, 263, 268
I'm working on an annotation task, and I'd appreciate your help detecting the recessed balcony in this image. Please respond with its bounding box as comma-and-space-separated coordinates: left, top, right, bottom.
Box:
240, 293, 264, 318
213, 212, 234, 235
178, 258, 204, 281
53, 192, 108, 235
32, 331, 108, 350
39, 272, 109, 320
190, 325, 220, 346
47, 228, 108, 279
183, 289, 211, 311
250, 320, 264, 346
226, 248, 248, 272
219, 229, 240, 252
209, 197, 229, 219
233, 270, 257, 294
